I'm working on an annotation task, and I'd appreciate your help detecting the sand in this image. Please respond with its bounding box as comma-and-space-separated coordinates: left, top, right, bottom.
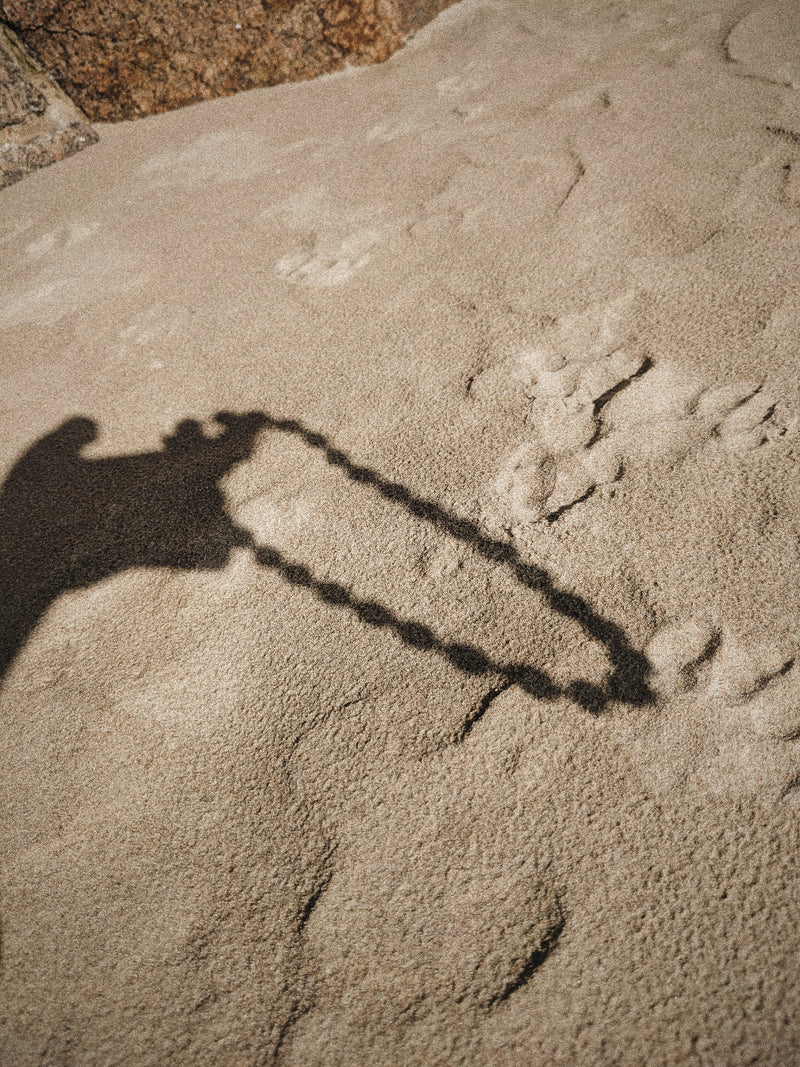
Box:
1, 0, 800, 1063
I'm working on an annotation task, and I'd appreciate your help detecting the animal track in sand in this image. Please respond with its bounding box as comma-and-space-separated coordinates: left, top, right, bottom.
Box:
275, 228, 383, 287
2, 222, 144, 328
708, 639, 800, 743
783, 160, 800, 206
602, 373, 788, 468
366, 118, 423, 142
23, 220, 100, 260
481, 293, 791, 531
265, 186, 399, 287
137, 130, 271, 186
116, 302, 193, 359
641, 617, 800, 799
646, 617, 723, 698
723, 5, 800, 89
436, 73, 490, 100
436, 72, 491, 122
484, 292, 646, 527
762, 126, 800, 208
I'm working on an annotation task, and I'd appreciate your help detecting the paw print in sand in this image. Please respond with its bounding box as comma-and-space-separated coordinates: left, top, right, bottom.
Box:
694, 381, 782, 454
481, 291, 792, 531
485, 292, 644, 527
275, 228, 382, 287
639, 617, 800, 800
708, 638, 800, 743
645, 617, 722, 697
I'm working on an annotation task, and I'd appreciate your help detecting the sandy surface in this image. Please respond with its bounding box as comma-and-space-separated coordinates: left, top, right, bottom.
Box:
2, 0, 800, 1063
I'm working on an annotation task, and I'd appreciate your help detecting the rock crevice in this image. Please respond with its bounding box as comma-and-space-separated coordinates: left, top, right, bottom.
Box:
0, 21, 96, 188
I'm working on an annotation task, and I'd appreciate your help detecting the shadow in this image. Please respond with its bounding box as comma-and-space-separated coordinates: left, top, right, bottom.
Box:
255, 413, 653, 711
0, 411, 652, 714
0, 412, 267, 680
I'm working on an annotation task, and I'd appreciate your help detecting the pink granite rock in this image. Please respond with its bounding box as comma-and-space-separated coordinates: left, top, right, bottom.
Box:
1, 0, 459, 122
0, 22, 96, 189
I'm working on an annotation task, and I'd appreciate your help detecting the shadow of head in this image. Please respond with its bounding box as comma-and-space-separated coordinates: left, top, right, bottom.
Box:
58, 416, 99, 448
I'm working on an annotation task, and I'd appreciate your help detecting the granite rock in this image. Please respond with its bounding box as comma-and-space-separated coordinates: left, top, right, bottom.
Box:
1, 0, 459, 122
0, 21, 96, 189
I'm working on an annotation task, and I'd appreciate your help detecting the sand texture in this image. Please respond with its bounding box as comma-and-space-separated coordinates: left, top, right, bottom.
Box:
1, 0, 800, 1063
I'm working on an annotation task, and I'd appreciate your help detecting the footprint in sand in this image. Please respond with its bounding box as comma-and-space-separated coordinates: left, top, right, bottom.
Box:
485, 292, 642, 526
640, 618, 800, 799
696, 381, 781, 451
275, 228, 382, 287
646, 617, 800, 739
724, 5, 800, 88
481, 291, 791, 530
116, 302, 193, 354
707, 637, 800, 742
301, 851, 562, 1014
366, 119, 422, 142
2, 221, 143, 328
23, 220, 100, 261
783, 160, 800, 207
281, 693, 564, 1062
606, 373, 786, 462
436, 73, 490, 100
645, 617, 723, 698
436, 72, 490, 122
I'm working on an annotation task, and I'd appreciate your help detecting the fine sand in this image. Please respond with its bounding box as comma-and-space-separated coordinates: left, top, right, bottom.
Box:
2, 0, 800, 1063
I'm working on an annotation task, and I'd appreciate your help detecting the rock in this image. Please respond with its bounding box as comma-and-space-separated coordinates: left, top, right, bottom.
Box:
1, 0, 459, 122
1, 21, 96, 189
